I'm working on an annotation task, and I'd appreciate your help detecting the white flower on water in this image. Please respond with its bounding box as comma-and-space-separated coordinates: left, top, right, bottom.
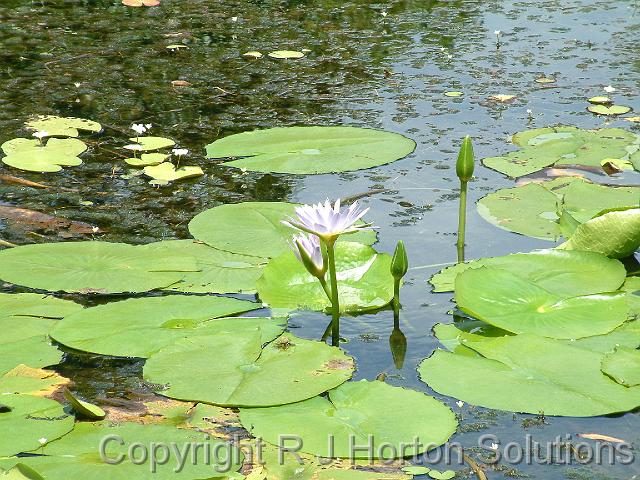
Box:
490, 442, 499, 450
131, 123, 147, 136
604, 85, 616, 93
38, 438, 47, 445
283, 198, 373, 241
456, 400, 464, 408
145, 123, 153, 130
172, 148, 189, 157
32, 131, 48, 139
494, 30, 501, 36
381, 10, 388, 17
526, 109, 533, 114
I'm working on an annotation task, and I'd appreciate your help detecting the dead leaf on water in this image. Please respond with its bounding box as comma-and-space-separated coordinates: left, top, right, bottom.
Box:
489, 94, 517, 103
577, 433, 627, 444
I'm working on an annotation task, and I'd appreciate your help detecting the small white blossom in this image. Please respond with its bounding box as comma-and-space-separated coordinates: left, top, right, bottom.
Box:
526, 109, 533, 114
172, 148, 189, 157
74, 82, 81, 88
38, 438, 47, 445
490, 443, 499, 450
131, 123, 147, 135
456, 400, 464, 408
145, 123, 153, 130
32, 131, 48, 139
381, 10, 387, 17
231, 16, 238, 22
494, 30, 501, 36
604, 85, 616, 93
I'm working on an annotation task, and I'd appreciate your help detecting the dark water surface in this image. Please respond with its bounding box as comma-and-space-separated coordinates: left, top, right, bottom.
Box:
1, 0, 639, 478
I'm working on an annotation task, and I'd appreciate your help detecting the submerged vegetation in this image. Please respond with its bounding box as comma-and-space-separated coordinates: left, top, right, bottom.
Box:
0, 1, 639, 479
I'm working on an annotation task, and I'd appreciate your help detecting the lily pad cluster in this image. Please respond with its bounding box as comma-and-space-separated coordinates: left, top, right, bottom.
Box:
1, 116, 101, 173
424, 248, 640, 416
477, 177, 640, 240
482, 126, 640, 177
204, 126, 416, 174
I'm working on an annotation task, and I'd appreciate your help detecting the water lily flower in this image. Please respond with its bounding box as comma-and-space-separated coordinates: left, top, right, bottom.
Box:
604, 85, 616, 93
283, 198, 373, 243
291, 233, 326, 278
145, 123, 153, 130
131, 123, 147, 136
172, 148, 189, 157
494, 30, 501, 37
32, 131, 48, 139
456, 400, 464, 408
38, 438, 47, 445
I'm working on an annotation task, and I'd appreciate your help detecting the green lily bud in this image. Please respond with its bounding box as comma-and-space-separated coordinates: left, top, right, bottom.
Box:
390, 240, 408, 280
295, 239, 325, 279
456, 135, 475, 183
389, 327, 407, 369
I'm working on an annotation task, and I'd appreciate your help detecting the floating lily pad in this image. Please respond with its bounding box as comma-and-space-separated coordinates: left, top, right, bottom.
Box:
588, 104, 632, 116
0, 241, 199, 294
63, 390, 105, 420
51, 295, 263, 358
558, 208, 640, 258
1, 138, 87, 173
140, 240, 267, 293
124, 153, 168, 166
124, 136, 175, 152
243, 51, 263, 58
489, 94, 516, 103
428, 470, 456, 480
477, 178, 640, 240
189, 202, 376, 258
455, 266, 628, 339
240, 380, 457, 458
24, 116, 101, 137
143, 162, 204, 182
0, 464, 44, 480
483, 126, 639, 177
601, 347, 640, 387
145, 332, 354, 407
430, 249, 626, 294
402, 466, 431, 475
1, 422, 241, 479
0, 338, 63, 377
257, 242, 393, 313
444, 91, 463, 97
205, 126, 416, 174
0, 394, 74, 456
588, 96, 612, 105
419, 334, 640, 416
268, 50, 305, 59
0, 366, 70, 396
535, 77, 556, 84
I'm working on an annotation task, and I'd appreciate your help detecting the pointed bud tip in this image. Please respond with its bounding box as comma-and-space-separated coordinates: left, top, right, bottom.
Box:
456, 136, 475, 183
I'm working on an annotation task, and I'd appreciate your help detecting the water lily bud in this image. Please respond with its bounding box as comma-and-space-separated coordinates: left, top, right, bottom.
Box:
390, 240, 408, 280
295, 239, 325, 279
456, 135, 475, 183
389, 327, 407, 369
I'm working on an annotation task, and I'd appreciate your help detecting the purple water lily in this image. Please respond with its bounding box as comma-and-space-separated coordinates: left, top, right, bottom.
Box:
291, 233, 325, 276
283, 198, 373, 241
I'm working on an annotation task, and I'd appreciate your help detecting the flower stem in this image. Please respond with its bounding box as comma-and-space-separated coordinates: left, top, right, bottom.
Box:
457, 180, 468, 263
326, 240, 340, 347
393, 278, 401, 312
319, 277, 332, 302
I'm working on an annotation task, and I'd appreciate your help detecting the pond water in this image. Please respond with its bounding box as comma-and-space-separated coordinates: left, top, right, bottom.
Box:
0, 0, 639, 478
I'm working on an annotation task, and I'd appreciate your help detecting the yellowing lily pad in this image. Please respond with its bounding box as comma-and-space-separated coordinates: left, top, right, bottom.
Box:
24, 116, 101, 137
143, 162, 204, 182
444, 91, 463, 97
587, 104, 632, 116
243, 51, 263, 58
588, 96, 612, 105
125, 136, 175, 152
0, 366, 70, 396
124, 153, 168, 166
489, 94, 516, 103
268, 50, 305, 59
535, 77, 556, 84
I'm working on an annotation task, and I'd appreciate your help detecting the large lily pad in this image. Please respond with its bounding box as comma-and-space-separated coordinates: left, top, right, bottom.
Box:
455, 266, 629, 339
51, 296, 264, 358
24, 116, 101, 137
0, 241, 199, 294
1, 138, 87, 173
140, 240, 267, 293
0, 394, 74, 456
257, 242, 393, 313
418, 333, 640, 416
430, 249, 626, 294
483, 126, 639, 177
0, 366, 71, 396
239, 380, 457, 458
205, 126, 416, 174
144, 332, 354, 407
601, 347, 640, 387
477, 178, 640, 240
558, 208, 640, 258
0, 422, 241, 479
188, 202, 376, 258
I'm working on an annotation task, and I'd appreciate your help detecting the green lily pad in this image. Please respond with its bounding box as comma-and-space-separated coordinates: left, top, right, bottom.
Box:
24, 116, 101, 137
0, 294, 82, 375
51, 295, 264, 358
418, 333, 640, 416
0, 241, 199, 294
601, 347, 640, 387
143, 162, 204, 182
623, 277, 640, 316
483, 126, 639, 177
477, 178, 640, 240
558, 208, 640, 258
125, 136, 176, 151
535, 77, 556, 84
0, 464, 44, 480
124, 153, 168, 166
587, 105, 632, 116
205, 126, 416, 174
455, 266, 628, 339
240, 380, 457, 458
1, 422, 241, 479
63, 390, 106, 420
0, 394, 74, 456
430, 248, 625, 294
402, 466, 431, 475
145, 332, 354, 407
444, 91, 463, 97
428, 470, 455, 480
188, 202, 376, 258
0, 365, 70, 396
140, 240, 267, 293
268, 50, 305, 59
257, 241, 393, 313
588, 96, 612, 105
1, 138, 87, 173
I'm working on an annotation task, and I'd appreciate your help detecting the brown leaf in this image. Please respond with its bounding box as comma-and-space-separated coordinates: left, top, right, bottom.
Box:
0, 205, 101, 236
171, 80, 191, 87
577, 433, 627, 444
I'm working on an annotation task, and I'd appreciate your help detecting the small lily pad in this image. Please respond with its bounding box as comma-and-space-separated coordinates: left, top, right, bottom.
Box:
63, 390, 105, 420
124, 136, 175, 151
124, 153, 168, 166
243, 51, 263, 58
143, 162, 204, 182
428, 470, 456, 480
587, 104, 632, 116
268, 50, 305, 59
535, 77, 556, 84
24, 116, 101, 137
402, 466, 431, 475
588, 96, 612, 105
166, 44, 187, 50
444, 91, 463, 97
489, 94, 516, 103
601, 347, 640, 386
1, 138, 87, 173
